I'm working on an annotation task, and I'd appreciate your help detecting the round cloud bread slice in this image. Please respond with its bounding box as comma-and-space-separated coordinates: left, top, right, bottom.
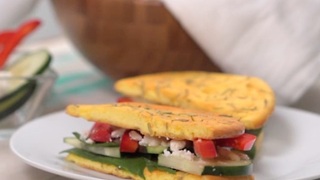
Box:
66, 102, 245, 140
114, 71, 275, 130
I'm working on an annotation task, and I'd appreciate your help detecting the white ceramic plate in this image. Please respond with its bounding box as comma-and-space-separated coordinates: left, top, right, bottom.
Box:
10, 106, 320, 180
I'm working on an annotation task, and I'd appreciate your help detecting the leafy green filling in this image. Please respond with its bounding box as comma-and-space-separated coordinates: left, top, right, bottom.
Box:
245, 128, 262, 136
73, 132, 119, 147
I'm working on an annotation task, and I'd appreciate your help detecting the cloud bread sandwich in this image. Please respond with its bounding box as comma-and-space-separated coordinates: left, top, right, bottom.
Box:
63, 102, 256, 180
114, 71, 276, 158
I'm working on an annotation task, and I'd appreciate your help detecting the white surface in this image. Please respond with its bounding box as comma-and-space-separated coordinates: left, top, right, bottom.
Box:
22, 0, 63, 42
0, 0, 63, 43
0, 0, 38, 28
162, 0, 320, 105
9, 107, 320, 180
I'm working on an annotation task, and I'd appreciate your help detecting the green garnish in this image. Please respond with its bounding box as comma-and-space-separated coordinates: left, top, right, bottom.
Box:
64, 148, 175, 179
73, 132, 119, 147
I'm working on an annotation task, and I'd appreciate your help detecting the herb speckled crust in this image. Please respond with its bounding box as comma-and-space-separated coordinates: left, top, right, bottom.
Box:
114, 71, 275, 130
66, 102, 245, 140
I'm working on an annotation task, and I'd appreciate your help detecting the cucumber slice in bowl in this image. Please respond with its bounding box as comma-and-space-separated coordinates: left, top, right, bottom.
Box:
4, 49, 51, 93
0, 81, 36, 119
0, 50, 51, 120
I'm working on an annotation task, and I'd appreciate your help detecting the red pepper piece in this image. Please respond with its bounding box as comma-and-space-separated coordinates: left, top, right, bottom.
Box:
117, 96, 133, 103
215, 133, 257, 151
120, 130, 139, 153
0, 31, 15, 44
88, 122, 112, 143
193, 139, 218, 159
0, 19, 41, 67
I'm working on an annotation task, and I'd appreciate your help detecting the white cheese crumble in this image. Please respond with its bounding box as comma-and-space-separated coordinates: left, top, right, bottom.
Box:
80, 132, 89, 141
129, 130, 142, 141
163, 149, 196, 160
139, 135, 164, 146
160, 140, 169, 147
85, 138, 94, 144
169, 140, 186, 151
111, 128, 126, 138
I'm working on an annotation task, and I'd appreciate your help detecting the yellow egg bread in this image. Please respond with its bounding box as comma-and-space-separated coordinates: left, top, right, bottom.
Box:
66, 102, 245, 140
114, 71, 275, 130
66, 153, 254, 180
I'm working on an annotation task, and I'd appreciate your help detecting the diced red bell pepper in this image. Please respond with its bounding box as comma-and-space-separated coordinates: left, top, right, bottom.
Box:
216, 133, 256, 151
193, 139, 218, 159
117, 97, 133, 103
0, 31, 15, 44
120, 130, 139, 153
89, 122, 112, 143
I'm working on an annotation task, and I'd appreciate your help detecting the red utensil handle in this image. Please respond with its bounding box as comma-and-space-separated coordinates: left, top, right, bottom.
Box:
0, 19, 41, 68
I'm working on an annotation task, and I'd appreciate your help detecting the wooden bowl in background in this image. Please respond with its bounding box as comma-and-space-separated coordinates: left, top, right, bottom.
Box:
51, 0, 220, 80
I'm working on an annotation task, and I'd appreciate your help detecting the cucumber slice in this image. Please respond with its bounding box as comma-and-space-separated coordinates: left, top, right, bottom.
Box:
202, 163, 252, 176
158, 154, 204, 175
0, 50, 51, 120
0, 82, 36, 118
245, 129, 264, 159
64, 137, 121, 158
138, 145, 168, 154
4, 49, 51, 94
244, 144, 256, 159
158, 154, 252, 176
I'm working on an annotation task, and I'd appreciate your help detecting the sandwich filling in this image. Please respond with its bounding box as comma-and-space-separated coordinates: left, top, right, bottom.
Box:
63, 122, 256, 178
118, 97, 264, 159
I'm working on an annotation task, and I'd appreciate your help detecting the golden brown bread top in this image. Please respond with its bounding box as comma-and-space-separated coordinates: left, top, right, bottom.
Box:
66, 102, 245, 140
66, 153, 254, 180
114, 71, 275, 129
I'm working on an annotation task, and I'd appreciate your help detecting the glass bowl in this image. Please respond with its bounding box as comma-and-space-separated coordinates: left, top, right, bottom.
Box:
0, 68, 57, 139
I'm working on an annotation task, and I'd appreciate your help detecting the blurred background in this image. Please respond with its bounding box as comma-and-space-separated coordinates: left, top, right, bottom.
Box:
1, 1, 320, 179
1, 0, 320, 114
10, 1, 62, 42
0, 0, 120, 114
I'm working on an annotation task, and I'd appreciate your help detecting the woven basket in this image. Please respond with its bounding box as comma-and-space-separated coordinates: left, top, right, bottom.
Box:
51, 0, 221, 80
